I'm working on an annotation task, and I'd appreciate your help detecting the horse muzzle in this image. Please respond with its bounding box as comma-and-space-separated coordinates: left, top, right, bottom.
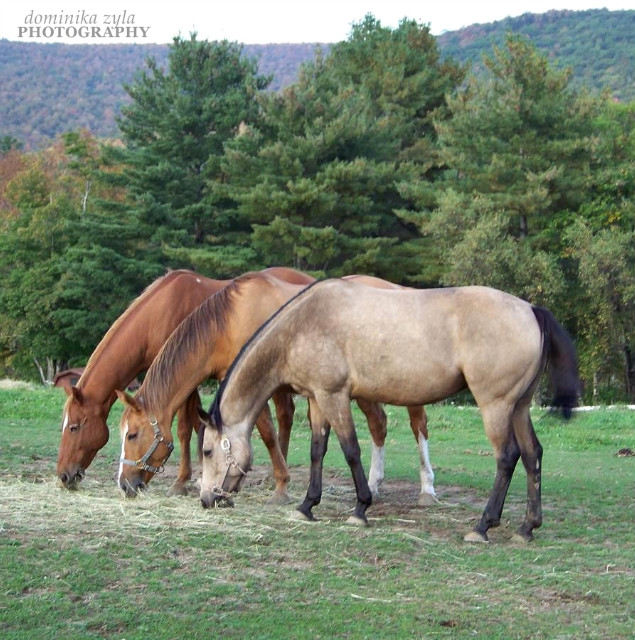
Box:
119, 474, 147, 498
59, 467, 85, 490
200, 488, 234, 509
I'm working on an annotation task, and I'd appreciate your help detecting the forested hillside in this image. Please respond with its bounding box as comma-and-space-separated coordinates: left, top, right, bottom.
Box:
1, 23, 633, 400
437, 9, 634, 100
0, 9, 633, 149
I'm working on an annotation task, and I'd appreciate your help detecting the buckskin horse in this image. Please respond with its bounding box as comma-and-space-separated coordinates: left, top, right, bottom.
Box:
199, 279, 579, 543
56, 267, 313, 494
116, 273, 437, 505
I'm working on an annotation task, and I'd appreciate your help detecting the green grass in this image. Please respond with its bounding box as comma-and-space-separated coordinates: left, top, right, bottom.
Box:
0, 387, 633, 639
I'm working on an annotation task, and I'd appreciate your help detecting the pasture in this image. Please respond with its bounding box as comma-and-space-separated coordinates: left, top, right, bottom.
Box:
1, 386, 633, 639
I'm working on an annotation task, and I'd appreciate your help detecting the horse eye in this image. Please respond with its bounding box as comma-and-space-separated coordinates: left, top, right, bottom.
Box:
69, 424, 80, 433
127, 432, 138, 441
203, 449, 212, 458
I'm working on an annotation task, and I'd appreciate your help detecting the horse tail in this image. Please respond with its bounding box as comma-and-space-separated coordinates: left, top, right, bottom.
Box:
532, 306, 581, 419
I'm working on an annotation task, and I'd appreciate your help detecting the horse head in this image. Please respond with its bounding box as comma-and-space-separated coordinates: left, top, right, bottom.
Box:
198, 407, 253, 508
57, 386, 110, 489
116, 390, 174, 498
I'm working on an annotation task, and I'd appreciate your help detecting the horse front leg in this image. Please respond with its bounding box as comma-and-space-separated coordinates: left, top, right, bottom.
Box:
297, 399, 330, 521
254, 404, 292, 505
319, 392, 372, 526
355, 398, 387, 500
271, 389, 295, 459
170, 391, 201, 496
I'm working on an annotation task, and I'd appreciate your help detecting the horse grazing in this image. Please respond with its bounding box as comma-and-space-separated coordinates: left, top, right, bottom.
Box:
116, 273, 437, 505
56, 266, 311, 494
116, 271, 308, 501
199, 279, 579, 543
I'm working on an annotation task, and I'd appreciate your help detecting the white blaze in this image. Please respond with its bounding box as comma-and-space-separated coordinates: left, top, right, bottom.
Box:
118, 421, 129, 485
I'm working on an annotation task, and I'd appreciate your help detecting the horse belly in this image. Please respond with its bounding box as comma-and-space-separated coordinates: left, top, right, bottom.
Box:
346, 328, 464, 406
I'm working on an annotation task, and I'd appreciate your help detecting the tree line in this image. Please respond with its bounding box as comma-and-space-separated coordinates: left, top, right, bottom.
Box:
1, 17, 633, 402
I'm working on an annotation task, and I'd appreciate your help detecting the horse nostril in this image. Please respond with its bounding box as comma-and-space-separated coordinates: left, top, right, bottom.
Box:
60, 473, 69, 485
137, 482, 146, 492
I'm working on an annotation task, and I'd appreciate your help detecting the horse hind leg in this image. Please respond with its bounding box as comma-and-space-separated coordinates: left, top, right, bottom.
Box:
170, 391, 201, 496
407, 405, 438, 506
510, 401, 543, 542
355, 398, 387, 500
465, 403, 520, 543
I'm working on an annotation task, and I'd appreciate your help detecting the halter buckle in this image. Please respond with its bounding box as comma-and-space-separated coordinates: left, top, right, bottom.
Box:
120, 416, 174, 475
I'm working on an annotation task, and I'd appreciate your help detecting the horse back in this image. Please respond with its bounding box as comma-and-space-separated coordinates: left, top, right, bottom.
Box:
282, 282, 545, 407
132, 271, 228, 360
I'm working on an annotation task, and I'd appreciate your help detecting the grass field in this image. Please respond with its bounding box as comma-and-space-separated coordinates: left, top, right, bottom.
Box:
0, 386, 633, 639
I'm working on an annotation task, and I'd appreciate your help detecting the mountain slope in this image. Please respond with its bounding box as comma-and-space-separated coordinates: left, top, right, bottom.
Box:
1, 9, 632, 149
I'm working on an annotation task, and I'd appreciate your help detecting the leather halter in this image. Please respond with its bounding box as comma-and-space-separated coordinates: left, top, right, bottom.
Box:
211, 437, 248, 499
120, 418, 174, 474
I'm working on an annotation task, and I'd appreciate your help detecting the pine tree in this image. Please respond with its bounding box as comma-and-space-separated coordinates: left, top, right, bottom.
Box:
422, 35, 600, 309
222, 16, 463, 281
112, 34, 269, 274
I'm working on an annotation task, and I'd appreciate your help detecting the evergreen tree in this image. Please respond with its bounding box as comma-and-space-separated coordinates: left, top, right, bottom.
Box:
111, 34, 269, 274
419, 35, 599, 310
222, 16, 463, 281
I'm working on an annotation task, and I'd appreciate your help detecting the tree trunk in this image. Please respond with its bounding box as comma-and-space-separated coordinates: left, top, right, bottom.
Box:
33, 358, 46, 385
624, 344, 635, 402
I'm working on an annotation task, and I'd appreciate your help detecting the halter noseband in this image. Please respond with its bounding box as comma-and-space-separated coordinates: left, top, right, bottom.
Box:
120, 418, 174, 474
211, 437, 248, 500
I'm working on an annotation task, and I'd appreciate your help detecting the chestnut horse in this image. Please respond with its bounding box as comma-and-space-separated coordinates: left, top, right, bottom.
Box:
56, 267, 313, 493
116, 273, 436, 504
199, 279, 580, 543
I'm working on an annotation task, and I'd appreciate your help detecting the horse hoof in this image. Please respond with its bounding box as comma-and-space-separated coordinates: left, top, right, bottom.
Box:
417, 492, 439, 507
464, 530, 489, 543
291, 509, 315, 522
266, 491, 294, 506
346, 515, 369, 527
168, 484, 188, 497
511, 531, 534, 544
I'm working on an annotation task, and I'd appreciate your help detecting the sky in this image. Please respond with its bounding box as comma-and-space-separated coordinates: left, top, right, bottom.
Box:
2, 1, 632, 45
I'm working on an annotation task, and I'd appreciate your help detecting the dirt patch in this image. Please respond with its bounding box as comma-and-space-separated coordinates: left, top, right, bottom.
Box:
203, 463, 490, 538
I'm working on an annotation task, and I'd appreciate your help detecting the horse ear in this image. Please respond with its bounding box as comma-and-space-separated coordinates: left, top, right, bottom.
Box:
115, 389, 143, 412
70, 386, 83, 403
196, 406, 213, 428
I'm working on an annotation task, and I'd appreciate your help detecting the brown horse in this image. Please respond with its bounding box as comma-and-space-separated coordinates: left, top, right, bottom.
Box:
56, 266, 312, 494
199, 279, 580, 543
116, 273, 437, 504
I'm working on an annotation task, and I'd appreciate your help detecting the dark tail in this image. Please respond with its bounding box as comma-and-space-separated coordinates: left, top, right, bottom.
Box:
532, 306, 581, 419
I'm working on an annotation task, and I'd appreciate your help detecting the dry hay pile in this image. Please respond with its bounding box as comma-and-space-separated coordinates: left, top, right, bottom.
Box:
0, 464, 484, 548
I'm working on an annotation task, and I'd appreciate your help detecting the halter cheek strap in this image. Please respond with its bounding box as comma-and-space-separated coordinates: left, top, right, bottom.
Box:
211, 437, 248, 499
120, 418, 174, 474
